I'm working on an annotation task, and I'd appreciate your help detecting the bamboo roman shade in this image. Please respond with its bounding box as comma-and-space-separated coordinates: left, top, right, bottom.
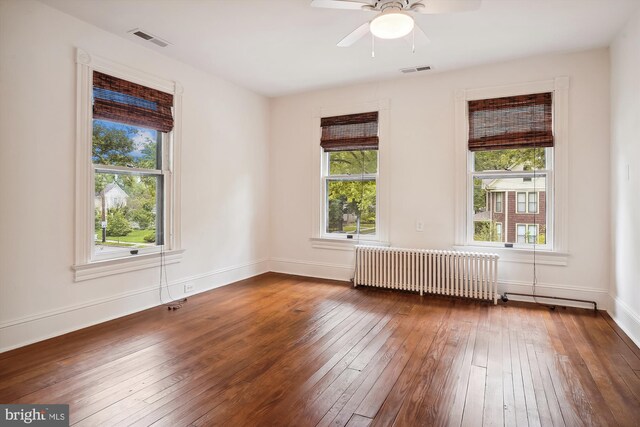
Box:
468, 92, 553, 151
93, 71, 174, 133
320, 112, 379, 152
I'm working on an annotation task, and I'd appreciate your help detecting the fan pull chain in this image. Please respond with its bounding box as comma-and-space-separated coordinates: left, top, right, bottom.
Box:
412, 26, 415, 53
371, 33, 375, 58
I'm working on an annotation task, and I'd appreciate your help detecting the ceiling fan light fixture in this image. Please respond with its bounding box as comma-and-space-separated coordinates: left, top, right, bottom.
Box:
369, 10, 414, 39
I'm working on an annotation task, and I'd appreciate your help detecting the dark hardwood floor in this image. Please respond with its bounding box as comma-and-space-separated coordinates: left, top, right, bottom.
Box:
1, 273, 639, 426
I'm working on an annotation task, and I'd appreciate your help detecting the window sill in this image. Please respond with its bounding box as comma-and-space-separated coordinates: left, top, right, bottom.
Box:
73, 248, 185, 281
453, 245, 568, 266
310, 237, 390, 252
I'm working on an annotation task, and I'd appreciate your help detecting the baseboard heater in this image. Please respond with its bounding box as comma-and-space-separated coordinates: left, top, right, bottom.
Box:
354, 245, 499, 304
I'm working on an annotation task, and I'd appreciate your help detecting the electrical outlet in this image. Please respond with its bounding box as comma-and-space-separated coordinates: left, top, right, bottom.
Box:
184, 283, 194, 293
416, 220, 424, 232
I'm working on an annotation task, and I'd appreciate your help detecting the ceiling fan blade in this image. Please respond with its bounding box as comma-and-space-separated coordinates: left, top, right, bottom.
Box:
403, 23, 431, 49
412, 0, 481, 14
311, 0, 372, 10
337, 22, 370, 47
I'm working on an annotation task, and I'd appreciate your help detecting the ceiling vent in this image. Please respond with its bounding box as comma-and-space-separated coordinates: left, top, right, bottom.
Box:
128, 29, 171, 48
400, 65, 431, 74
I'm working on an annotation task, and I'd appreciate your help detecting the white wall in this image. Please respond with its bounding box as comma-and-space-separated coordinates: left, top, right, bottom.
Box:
270, 49, 611, 308
0, 0, 628, 353
610, 8, 640, 347
0, 0, 270, 352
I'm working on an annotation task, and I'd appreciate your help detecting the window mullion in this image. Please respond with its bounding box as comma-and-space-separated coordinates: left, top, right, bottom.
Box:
472, 170, 550, 180
326, 174, 377, 181
94, 164, 163, 176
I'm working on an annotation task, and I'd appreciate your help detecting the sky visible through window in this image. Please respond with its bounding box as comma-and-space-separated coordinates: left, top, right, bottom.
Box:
92, 119, 157, 165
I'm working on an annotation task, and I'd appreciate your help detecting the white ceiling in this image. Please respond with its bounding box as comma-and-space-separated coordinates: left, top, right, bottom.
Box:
41, 0, 639, 97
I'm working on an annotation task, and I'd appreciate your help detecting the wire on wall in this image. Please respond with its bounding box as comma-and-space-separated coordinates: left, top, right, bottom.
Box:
532, 139, 539, 304
159, 243, 186, 310
502, 94, 597, 311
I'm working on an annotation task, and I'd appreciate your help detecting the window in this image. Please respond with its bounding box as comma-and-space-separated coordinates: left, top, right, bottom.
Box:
517, 224, 526, 243
517, 192, 526, 213
468, 92, 553, 248
74, 49, 182, 281
324, 151, 377, 236
517, 224, 539, 244
516, 191, 538, 213
93, 122, 165, 258
528, 192, 538, 213
494, 192, 503, 213
320, 112, 378, 239
91, 71, 174, 261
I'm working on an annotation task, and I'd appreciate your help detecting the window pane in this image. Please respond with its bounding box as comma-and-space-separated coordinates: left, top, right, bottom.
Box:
474, 148, 546, 172
472, 179, 500, 242
517, 225, 526, 243
528, 192, 537, 212
473, 175, 546, 245
95, 172, 162, 256
517, 192, 526, 213
326, 179, 376, 235
329, 150, 377, 175
93, 119, 160, 169
474, 221, 503, 242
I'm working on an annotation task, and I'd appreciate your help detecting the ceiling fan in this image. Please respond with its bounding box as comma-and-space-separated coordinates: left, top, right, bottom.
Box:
311, 0, 481, 49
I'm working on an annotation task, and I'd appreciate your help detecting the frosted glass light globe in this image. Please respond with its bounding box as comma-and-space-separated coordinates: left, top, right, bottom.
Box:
369, 11, 414, 39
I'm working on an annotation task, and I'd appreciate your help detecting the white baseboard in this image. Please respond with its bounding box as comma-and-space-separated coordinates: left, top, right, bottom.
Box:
0, 259, 269, 353
269, 258, 611, 308
4, 256, 638, 354
269, 257, 353, 281
608, 296, 640, 349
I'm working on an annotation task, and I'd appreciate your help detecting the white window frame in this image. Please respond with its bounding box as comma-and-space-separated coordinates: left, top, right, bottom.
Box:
321, 151, 379, 241
494, 192, 503, 213
496, 222, 503, 242
528, 191, 538, 213
73, 49, 183, 281
471, 148, 552, 250
516, 191, 539, 214
528, 224, 539, 244
516, 223, 539, 244
454, 77, 569, 265
310, 100, 390, 251
93, 134, 167, 262
516, 223, 527, 243
516, 191, 527, 213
